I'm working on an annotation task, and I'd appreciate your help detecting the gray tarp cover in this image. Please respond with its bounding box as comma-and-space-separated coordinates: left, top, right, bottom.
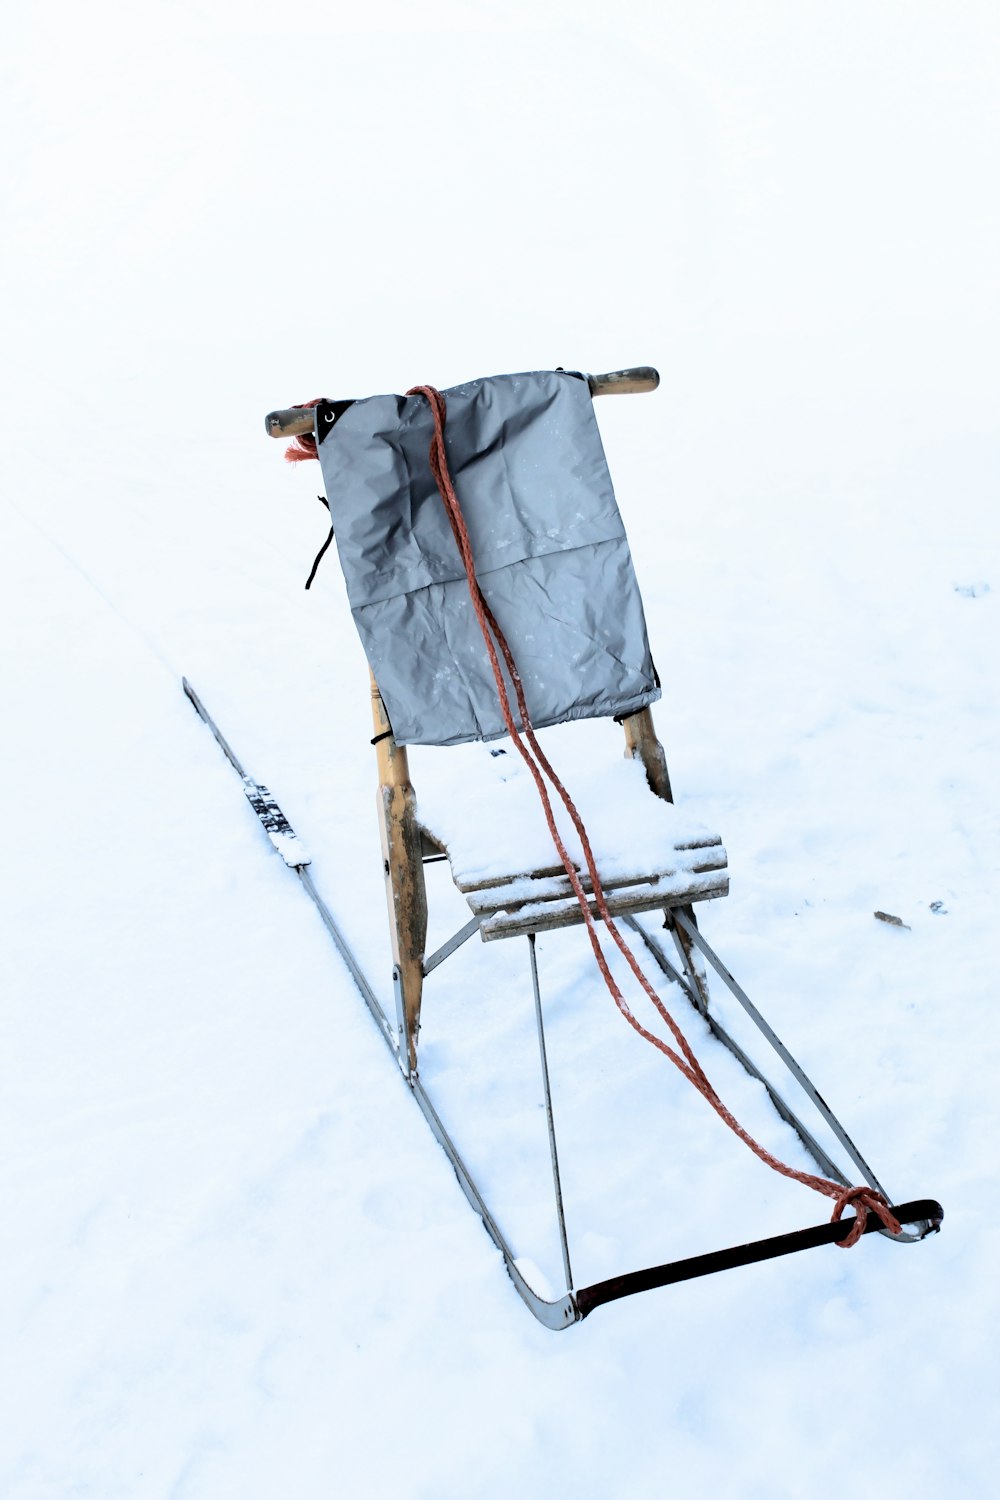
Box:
315, 369, 660, 746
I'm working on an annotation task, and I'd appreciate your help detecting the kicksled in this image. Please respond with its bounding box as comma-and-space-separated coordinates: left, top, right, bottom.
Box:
185, 365, 941, 1328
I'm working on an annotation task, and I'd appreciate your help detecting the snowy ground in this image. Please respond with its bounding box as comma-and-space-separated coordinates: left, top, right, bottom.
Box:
3, 4, 999, 1497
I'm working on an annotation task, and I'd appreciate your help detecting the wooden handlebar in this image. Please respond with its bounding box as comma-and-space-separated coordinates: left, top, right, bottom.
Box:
586, 367, 659, 396
264, 366, 659, 438
265, 407, 318, 439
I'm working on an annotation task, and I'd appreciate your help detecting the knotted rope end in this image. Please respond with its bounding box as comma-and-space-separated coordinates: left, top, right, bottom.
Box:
831, 1187, 903, 1248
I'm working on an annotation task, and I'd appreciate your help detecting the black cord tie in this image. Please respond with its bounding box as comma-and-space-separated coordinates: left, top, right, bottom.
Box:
304, 496, 334, 590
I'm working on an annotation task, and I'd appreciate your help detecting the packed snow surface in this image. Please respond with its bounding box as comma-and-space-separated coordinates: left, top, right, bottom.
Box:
3, 4, 999, 1498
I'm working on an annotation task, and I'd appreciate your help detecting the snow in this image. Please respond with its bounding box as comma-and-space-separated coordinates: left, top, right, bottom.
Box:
3, 3, 999, 1497
415, 744, 723, 885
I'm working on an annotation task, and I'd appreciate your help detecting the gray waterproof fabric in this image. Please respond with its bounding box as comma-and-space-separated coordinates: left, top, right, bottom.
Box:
315, 369, 660, 746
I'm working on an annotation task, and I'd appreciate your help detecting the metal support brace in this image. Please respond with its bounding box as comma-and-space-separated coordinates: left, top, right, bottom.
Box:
422, 915, 483, 976
669, 909, 937, 1243
672, 911, 883, 1182
528, 935, 574, 1293
626, 912, 849, 1187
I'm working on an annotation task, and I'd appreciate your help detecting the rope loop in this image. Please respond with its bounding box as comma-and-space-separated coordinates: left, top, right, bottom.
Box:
831, 1187, 903, 1248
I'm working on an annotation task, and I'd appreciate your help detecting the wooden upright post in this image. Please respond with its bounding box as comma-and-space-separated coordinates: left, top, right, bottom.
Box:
370, 671, 428, 1074
622, 707, 673, 804
622, 705, 712, 1013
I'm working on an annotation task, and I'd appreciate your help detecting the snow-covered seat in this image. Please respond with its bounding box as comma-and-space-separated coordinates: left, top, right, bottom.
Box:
414, 748, 728, 943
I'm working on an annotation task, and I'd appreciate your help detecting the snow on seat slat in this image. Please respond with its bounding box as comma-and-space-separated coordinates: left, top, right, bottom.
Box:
412, 742, 728, 940
464, 844, 729, 914
476, 867, 730, 942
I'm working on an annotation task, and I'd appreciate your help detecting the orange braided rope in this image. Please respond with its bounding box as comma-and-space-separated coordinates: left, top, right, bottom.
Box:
408, 382, 900, 1248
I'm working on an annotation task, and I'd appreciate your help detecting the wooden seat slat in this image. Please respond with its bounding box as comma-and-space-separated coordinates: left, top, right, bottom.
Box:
478, 867, 730, 942
464, 844, 729, 916
413, 750, 729, 945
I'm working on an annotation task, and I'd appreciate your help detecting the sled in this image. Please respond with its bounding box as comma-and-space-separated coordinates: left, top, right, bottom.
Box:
252, 366, 942, 1328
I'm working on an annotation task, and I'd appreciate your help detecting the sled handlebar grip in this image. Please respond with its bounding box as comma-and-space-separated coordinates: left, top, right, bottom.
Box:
265, 408, 318, 439
586, 367, 660, 396
264, 367, 660, 438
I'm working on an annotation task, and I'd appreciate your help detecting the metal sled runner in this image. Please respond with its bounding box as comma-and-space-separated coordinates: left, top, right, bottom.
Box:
225, 364, 942, 1327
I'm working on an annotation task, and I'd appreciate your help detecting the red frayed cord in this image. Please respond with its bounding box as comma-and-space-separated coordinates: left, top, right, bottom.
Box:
408, 382, 901, 1248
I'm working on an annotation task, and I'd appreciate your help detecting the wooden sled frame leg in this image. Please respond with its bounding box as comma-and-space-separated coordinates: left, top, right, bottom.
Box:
622, 705, 712, 1013
370, 671, 428, 1075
